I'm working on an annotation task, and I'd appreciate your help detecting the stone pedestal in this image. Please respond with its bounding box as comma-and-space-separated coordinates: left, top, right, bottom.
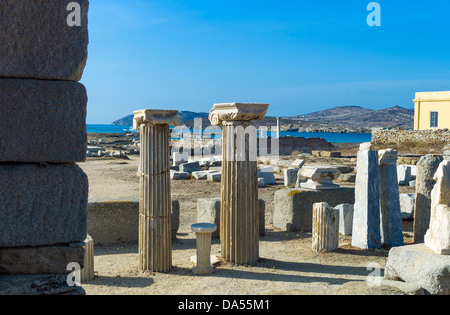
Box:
297, 166, 341, 190
209, 103, 269, 265
379, 149, 404, 247
134, 110, 180, 272
424, 160, 450, 255
414, 155, 443, 243
312, 203, 340, 252
352, 145, 381, 249
191, 223, 217, 275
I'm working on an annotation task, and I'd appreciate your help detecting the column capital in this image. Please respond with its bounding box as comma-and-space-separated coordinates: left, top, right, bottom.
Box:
208, 103, 269, 126
133, 109, 180, 129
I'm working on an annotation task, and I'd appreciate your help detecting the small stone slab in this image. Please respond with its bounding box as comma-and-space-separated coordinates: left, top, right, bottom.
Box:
180, 162, 201, 174
0, 0, 89, 81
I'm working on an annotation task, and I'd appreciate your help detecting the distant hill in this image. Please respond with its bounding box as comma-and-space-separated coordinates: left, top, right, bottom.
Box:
112, 106, 415, 131
285, 105, 414, 129
112, 111, 209, 126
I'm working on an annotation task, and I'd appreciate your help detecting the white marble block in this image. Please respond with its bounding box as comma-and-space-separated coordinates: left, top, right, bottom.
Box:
336, 204, 354, 235
297, 166, 341, 190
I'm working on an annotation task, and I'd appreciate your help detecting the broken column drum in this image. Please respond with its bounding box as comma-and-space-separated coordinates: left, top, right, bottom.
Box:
209, 103, 269, 265
134, 110, 181, 272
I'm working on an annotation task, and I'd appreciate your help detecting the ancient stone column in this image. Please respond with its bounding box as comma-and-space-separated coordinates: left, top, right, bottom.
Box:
425, 160, 450, 255
414, 155, 443, 243
312, 203, 340, 252
209, 103, 269, 265
134, 109, 181, 272
191, 223, 217, 275
379, 149, 404, 247
352, 143, 381, 249
80, 235, 95, 283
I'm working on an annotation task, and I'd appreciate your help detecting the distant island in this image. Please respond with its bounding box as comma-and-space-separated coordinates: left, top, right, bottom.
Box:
112, 106, 414, 133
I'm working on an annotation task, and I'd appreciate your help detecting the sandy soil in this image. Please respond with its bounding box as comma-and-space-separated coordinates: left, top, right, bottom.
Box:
78, 156, 415, 295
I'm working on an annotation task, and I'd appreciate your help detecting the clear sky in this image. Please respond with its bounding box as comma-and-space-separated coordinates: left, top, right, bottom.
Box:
81, 0, 450, 124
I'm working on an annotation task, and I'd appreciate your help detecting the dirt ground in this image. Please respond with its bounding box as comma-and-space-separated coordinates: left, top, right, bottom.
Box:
78, 156, 415, 295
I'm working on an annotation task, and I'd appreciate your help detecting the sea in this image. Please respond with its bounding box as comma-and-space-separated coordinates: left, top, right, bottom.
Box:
87, 124, 372, 144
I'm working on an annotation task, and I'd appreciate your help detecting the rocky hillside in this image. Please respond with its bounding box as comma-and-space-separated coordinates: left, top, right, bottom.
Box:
112, 106, 414, 132
286, 106, 414, 129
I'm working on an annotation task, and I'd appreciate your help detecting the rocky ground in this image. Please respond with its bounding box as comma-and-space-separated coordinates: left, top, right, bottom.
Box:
79, 154, 417, 295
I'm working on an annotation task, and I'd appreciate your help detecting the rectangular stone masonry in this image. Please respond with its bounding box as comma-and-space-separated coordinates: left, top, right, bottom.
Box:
0, 79, 87, 163
273, 188, 355, 232
0, 243, 85, 275
0, 163, 88, 247
0, 0, 89, 81
336, 203, 354, 235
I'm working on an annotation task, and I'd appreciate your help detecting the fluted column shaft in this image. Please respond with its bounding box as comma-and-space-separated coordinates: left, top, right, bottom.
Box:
138, 123, 172, 272
221, 121, 259, 265
312, 203, 339, 252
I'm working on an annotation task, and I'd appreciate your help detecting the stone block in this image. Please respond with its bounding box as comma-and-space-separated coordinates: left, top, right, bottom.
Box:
397, 165, 412, 185
207, 172, 221, 182
284, 169, 298, 187
258, 167, 276, 185
173, 152, 189, 166
290, 159, 305, 169
273, 188, 355, 232
385, 244, 450, 295
338, 174, 356, 183
197, 198, 221, 239
320, 151, 341, 158
258, 177, 266, 187
352, 150, 381, 249
336, 203, 354, 235
170, 171, 190, 180
0, 243, 85, 274
0, 274, 84, 296
0, 0, 89, 81
0, 79, 87, 163
0, 163, 88, 248
400, 194, 415, 220
297, 166, 341, 190
180, 162, 201, 174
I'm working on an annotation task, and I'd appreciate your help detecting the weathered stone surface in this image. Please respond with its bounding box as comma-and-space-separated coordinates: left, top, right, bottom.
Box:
207, 172, 221, 182
170, 171, 190, 180
258, 167, 276, 185
284, 168, 298, 187
0, 274, 83, 295
297, 166, 341, 190
80, 235, 94, 283
197, 198, 221, 239
208, 103, 269, 126
336, 204, 354, 235
197, 198, 265, 237
425, 160, 450, 255
0, 164, 88, 247
87, 200, 180, 245
400, 194, 415, 220
352, 150, 381, 249
273, 188, 355, 232
0, 0, 89, 81
0, 244, 84, 274
312, 203, 339, 252
385, 244, 450, 295
397, 165, 412, 186
0, 79, 87, 163
290, 159, 305, 169
180, 162, 201, 174
379, 150, 404, 248
172, 152, 189, 166
414, 155, 444, 243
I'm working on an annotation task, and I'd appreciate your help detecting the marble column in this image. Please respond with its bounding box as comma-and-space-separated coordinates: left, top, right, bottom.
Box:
134, 109, 180, 272
352, 143, 381, 249
191, 223, 217, 275
379, 149, 404, 247
209, 103, 269, 265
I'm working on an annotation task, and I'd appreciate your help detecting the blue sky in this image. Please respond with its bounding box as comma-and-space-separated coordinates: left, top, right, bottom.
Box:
81, 0, 450, 124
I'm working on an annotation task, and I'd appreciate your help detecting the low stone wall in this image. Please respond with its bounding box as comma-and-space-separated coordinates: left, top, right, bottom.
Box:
88, 201, 179, 245
372, 129, 450, 145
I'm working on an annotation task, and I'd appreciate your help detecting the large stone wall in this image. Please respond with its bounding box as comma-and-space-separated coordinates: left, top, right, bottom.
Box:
372, 129, 450, 145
